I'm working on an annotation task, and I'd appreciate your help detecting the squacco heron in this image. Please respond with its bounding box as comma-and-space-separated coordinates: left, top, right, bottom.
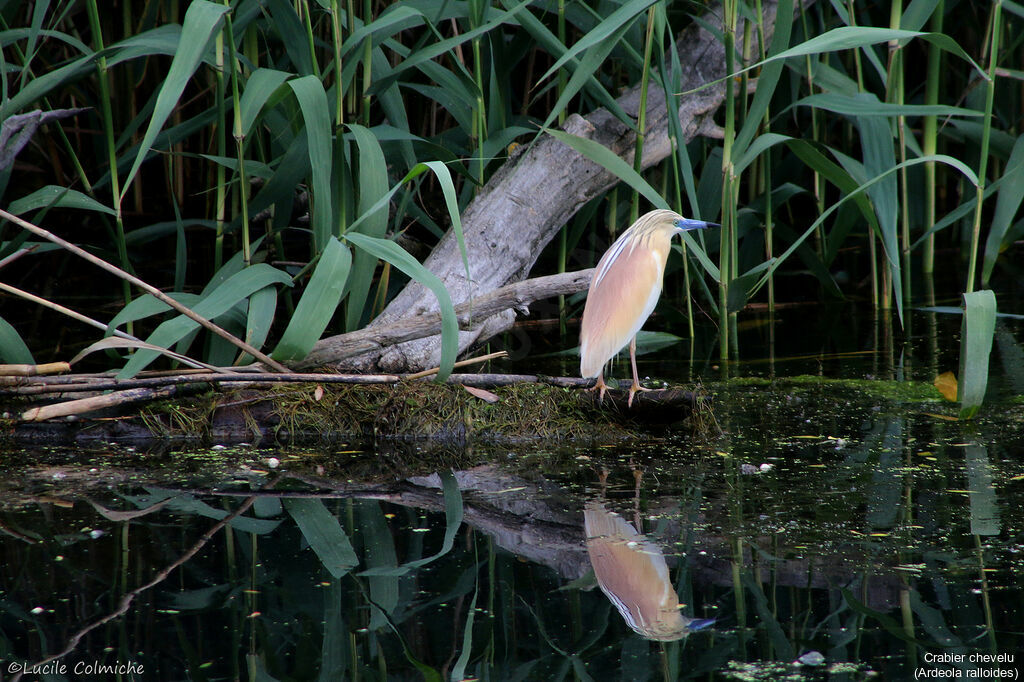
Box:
579, 209, 713, 406
584, 500, 715, 640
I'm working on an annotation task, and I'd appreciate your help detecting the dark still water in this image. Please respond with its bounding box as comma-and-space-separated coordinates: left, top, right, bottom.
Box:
2, 305, 1024, 680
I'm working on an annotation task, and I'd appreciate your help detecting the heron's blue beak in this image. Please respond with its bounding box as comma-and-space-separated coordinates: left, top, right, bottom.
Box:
674, 218, 718, 231
687, 618, 716, 631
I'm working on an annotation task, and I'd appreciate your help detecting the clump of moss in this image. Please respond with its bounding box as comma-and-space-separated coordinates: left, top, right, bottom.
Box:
720, 375, 944, 402
140, 393, 220, 438
269, 381, 633, 443
38, 379, 707, 445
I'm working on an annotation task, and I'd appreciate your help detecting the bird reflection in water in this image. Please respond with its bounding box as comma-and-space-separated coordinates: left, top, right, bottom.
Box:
584, 471, 714, 641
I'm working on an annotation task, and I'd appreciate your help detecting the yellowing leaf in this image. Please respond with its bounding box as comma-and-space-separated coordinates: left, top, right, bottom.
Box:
934, 371, 958, 401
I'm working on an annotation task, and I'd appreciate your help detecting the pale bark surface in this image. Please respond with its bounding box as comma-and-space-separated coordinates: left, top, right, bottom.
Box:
305, 0, 782, 373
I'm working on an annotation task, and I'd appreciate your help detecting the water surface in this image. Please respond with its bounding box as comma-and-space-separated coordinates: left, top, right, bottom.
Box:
2, 305, 1023, 680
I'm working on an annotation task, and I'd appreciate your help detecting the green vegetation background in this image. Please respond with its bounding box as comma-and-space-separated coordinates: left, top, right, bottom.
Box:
0, 0, 1020, 389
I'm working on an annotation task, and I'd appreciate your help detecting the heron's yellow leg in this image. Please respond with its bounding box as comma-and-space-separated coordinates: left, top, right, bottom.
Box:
627, 336, 652, 407
589, 371, 610, 404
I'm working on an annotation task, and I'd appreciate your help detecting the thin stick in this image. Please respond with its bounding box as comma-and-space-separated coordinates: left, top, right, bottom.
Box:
4, 371, 403, 396
0, 209, 289, 372
0, 246, 37, 271
406, 350, 509, 380
0, 281, 139, 341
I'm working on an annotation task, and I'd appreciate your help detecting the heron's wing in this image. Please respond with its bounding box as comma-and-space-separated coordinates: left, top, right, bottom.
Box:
579, 243, 662, 377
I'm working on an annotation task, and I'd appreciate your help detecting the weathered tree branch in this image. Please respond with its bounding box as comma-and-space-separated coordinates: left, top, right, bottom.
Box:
297, 268, 594, 369
306, 1, 783, 373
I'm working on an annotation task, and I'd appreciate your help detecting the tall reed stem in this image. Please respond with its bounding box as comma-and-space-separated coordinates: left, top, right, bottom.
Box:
557, 0, 567, 126
361, 0, 373, 125
921, 2, 944, 275
470, 0, 487, 187
966, 1, 1001, 294
331, 0, 349, 236
214, 5, 228, 273
719, 0, 738, 361
345, 0, 357, 117
887, 1, 911, 307
300, 0, 321, 79
556, 0, 568, 337
631, 7, 657, 224
800, 8, 824, 262
755, 0, 774, 314
85, 0, 132, 314
846, 0, 877, 307
670, 152, 696, 339
223, 7, 251, 265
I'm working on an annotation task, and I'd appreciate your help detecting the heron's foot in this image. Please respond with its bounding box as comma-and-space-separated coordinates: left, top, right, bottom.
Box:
627, 382, 652, 407
587, 376, 609, 404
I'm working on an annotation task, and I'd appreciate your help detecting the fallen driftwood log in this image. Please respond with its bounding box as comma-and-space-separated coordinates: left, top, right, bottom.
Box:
4, 369, 709, 444
6, 367, 704, 424
296, 269, 593, 369
305, 0, 787, 374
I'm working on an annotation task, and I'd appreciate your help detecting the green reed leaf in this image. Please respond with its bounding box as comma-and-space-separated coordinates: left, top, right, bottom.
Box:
901, 0, 945, 31
272, 237, 352, 364
237, 286, 278, 365
683, 27, 986, 97
794, 93, 982, 118
0, 316, 33, 364
537, 0, 657, 85
856, 100, 901, 309
264, 0, 315, 76
786, 139, 880, 234
964, 446, 1000, 535
544, 128, 714, 276
288, 75, 335, 250
545, 128, 666, 208
117, 264, 292, 378
733, 0, 793, 157
369, 0, 532, 94
508, 0, 627, 127
771, 27, 975, 70
422, 160, 470, 283
339, 5, 426, 61
120, 0, 229, 200
981, 134, 1024, 286
3, 25, 187, 116
108, 292, 201, 333
345, 124, 391, 332
344, 232, 458, 380
248, 134, 311, 221
752, 154, 978, 301
958, 290, 996, 420
539, 18, 635, 132
283, 498, 359, 579
239, 68, 292, 137
8, 185, 115, 215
